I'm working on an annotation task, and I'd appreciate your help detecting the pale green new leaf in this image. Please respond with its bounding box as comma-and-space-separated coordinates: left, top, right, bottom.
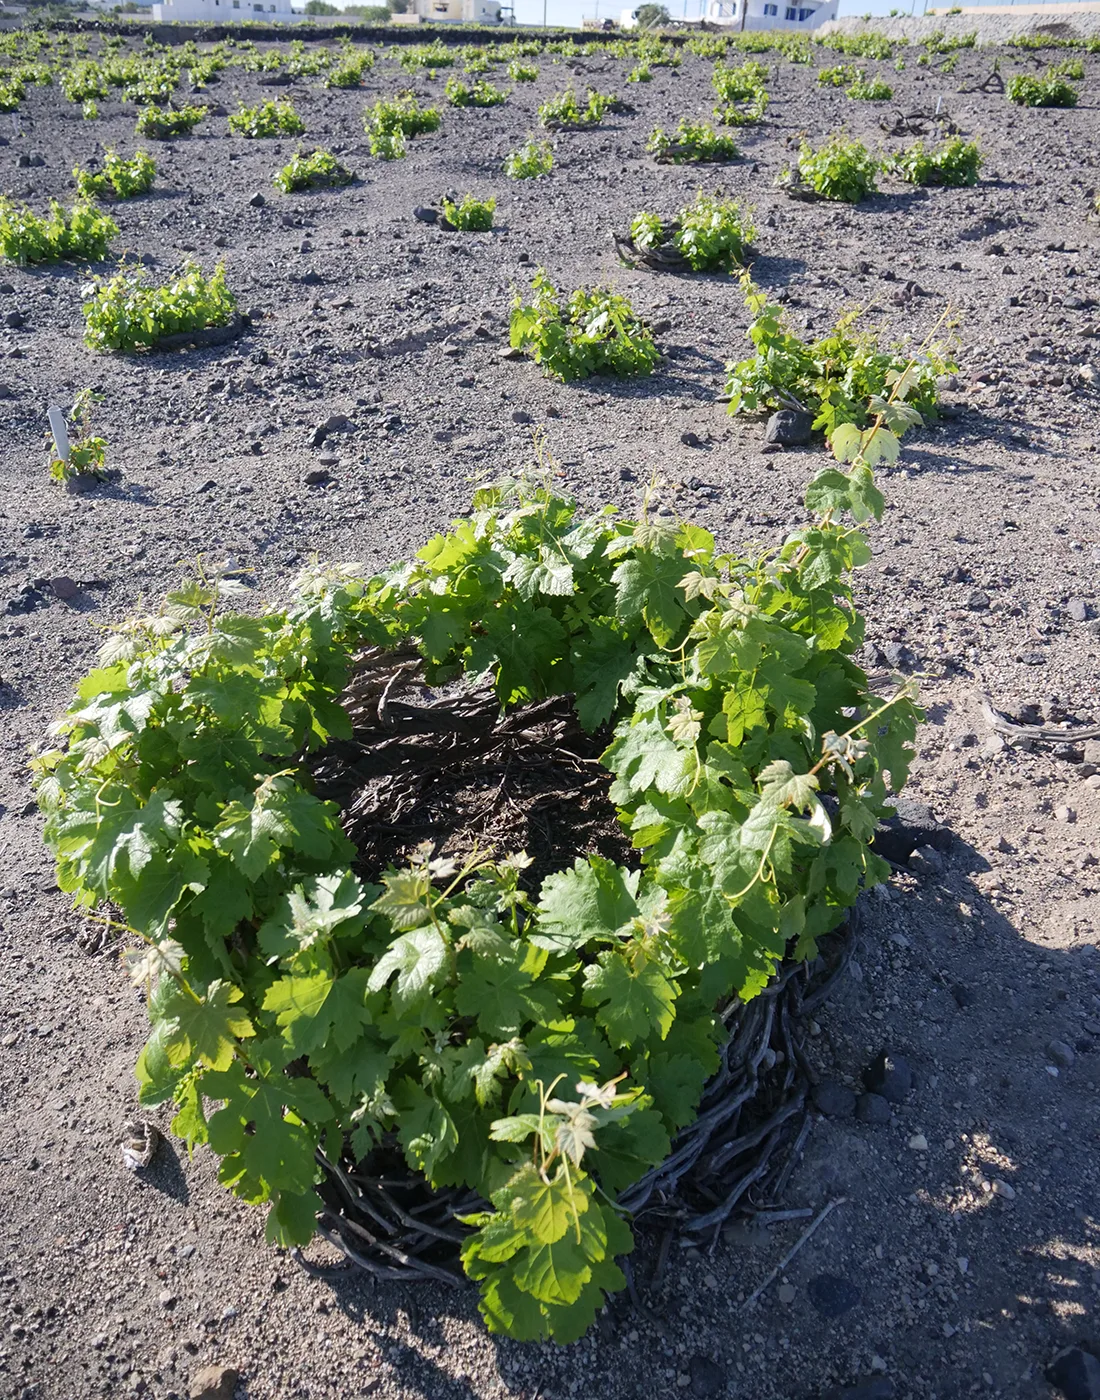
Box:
368, 926, 449, 1009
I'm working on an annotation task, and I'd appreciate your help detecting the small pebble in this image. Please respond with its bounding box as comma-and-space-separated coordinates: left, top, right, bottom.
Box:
1046, 1039, 1075, 1068
992, 1178, 1016, 1200
777, 1283, 796, 1304
908, 1133, 929, 1151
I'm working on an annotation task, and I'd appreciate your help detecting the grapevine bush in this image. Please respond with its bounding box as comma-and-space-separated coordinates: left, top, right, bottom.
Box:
0, 198, 117, 265
646, 119, 739, 163
712, 59, 769, 125
1007, 70, 1078, 107
273, 149, 353, 194
503, 138, 553, 179
47, 388, 107, 485
446, 76, 507, 108
441, 193, 496, 232
363, 94, 440, 160
228, 99, 305, 138
39, 441, 919, 1339
845, 72, 892, 101
791, 134, 878, 202
629, 192, 755, 272
136, 104, 206, 139
885, 136, 981, 187
538, 88, 614, 127
725, 275, 954, 437
510, 272, 660, 381
73, 149, 156, 200
82, 262, 237, 352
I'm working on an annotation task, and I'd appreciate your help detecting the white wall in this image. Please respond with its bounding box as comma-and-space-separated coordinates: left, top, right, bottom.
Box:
152, 0, 298, 20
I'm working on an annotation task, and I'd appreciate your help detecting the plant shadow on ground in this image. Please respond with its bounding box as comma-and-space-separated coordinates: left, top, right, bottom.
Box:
137, 1134, 191, 1208
286, 820, 1100, 1397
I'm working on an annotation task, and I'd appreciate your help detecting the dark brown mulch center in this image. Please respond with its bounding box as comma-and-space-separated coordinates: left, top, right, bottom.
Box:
309, 646, 633, 887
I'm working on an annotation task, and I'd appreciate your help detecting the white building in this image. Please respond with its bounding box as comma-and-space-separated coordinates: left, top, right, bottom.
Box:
622, 0, 835, 28
710, 0, 838, 30
403, 0, 504, 21
152, 0, 299, 21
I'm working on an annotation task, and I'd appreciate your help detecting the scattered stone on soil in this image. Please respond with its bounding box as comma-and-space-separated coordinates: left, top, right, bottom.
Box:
811, 1080, 857, 1118
862, 1051, 914, 1103
1047, 1346, 1100, 1400
805, 1273, 861, 1320
763, 408, 813, 446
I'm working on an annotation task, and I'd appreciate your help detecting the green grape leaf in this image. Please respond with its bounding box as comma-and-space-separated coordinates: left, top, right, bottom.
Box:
263, 966, 372, 1056
603, 714, 693, 800
534, 856, 642, 953
499, 1162, 583, 1244
454, 944, 558, 1038
612, 550, 689, 647
582, 946, 678, 1048
368, 927, 449, 1010
164, 980, 254, 1071
265, 1187, 320, 1247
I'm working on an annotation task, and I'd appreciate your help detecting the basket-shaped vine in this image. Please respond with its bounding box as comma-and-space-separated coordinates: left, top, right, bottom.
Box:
37, 464, 918, 1343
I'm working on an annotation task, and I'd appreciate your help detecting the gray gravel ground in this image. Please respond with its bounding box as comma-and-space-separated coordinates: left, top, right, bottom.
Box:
1, 29, 1100, 1400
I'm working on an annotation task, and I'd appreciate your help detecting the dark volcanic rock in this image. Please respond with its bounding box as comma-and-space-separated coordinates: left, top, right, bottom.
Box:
764, 409, 813, 446
862, 1050, 914, 1103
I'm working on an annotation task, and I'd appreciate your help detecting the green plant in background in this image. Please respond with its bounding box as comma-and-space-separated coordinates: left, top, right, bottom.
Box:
922, 27, 975, 52
82, 262, 237, 352
538, 88, 614, 127
790, 134, 878, 202
711, 58, 769, 123
647, 119, 739, 163
36, 434, 921, 1338
1006, 69, 1079, 106
273, 148, 354, 193
503, 138, 553, 178
82, 99, 99, 120
61, 61, 108, 102
629, 192, 755, 272
123, 67, 177, 106
325, 52, 374, 87
73, 149, 156, 200
628, 62, 652, 82
228, 99, 305, 138
398, 38, 455, 70
885, 136, 981, 186
510, 271, 660, 381
508, 60, 538, 81
135, 104, 207, 139
724, 274, 954, 436
0, 76, 24, 112
363, 94, 441, 159
1048, 55, 1085, 78
47, 389, 107, 485
0, 198, 118, 265
816, 28, 895, 58
445, 75, 508, 107
817, 62, 858, 86
441, 193, 496, 231
846, 71, 892, 100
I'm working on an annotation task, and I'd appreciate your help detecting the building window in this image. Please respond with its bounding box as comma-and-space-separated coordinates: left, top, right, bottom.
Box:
798, 6, 814, 15
784, 6, 797, 17
763, 3, 777, 12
